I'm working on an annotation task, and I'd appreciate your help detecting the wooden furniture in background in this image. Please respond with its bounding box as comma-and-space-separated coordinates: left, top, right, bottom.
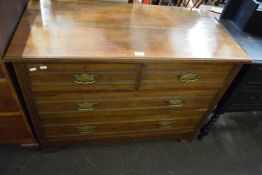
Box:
0, 0, 36, 146
4, 0, 250, 149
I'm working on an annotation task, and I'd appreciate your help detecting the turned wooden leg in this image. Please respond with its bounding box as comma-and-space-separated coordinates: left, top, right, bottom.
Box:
197, 112, 221, 140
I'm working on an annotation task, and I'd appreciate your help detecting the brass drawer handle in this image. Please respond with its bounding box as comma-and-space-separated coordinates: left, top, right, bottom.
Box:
75, 102, 97, 111
77, 126, 96, 134
73, 73, 96, 84
158, 121, 175, 128
166, 99, 185, 107
177, 72, 199, 82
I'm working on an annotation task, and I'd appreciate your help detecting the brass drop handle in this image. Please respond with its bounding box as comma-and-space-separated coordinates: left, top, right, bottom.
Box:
177, 72, 199, 82
75, 102, 97, 111
73, 73, 96, 84
158, 121, 175, 129
166, 99, 185, 107
77, 126, 96, 134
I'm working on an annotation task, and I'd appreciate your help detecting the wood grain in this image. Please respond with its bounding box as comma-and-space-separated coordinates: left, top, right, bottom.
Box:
33, 90, 218, 101
43, 117, 201, 137
45, 128, 194, 144
41, 109, 207, 125
36, 95, 213, 112
144, 63, 233, 71
0, 82, 20, 112
4, 0, 250, 63
140, 81, 225, 90
5, 0, 251, 148
26, 63, 136, 73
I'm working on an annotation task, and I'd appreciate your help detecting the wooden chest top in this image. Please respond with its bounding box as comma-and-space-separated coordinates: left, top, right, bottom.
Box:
5, 0, 250, 63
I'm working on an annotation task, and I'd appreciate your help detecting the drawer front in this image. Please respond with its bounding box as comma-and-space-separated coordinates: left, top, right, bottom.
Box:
144, 63, 233, 72
27, 63, 137, 91
33, 90, 217, 101
26, 63, 137, 73
41, 109, 207, 125
36, 96, 212, 113
46, 128, 194, 141
0, 114, 31, 140
43, 118, 201, 137
34, 90, 216, 113
0, 82, 19, 112
141, 63, 232, 90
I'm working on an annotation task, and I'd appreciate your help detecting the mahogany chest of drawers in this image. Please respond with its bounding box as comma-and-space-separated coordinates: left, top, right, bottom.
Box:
4, 0, 250, 149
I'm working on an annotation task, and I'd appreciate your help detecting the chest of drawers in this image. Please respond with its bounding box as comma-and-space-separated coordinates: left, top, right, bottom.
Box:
0, 61, 35, 145
4, 0, 250, 149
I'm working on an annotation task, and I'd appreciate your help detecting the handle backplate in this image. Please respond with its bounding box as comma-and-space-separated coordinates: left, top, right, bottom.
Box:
166, 99, 185, 107
73, 73, 96, 84
77, 126, 96, 134
75, 102, 97, 111
158, 121, 175, 128
177, 72, 199, 82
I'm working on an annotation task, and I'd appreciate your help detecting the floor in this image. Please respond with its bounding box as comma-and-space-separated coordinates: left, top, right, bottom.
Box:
1, 112, 262, 175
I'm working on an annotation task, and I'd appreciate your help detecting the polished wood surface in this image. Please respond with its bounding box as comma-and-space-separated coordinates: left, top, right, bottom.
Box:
6, 0, 250, 148
5, 0, 250, 63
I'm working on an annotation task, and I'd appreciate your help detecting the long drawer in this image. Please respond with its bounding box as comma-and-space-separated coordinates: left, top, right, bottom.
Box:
27, 63, 137, 91
43, 117, 201, 137
41, 108, 207, 125
34, 90, 216, 113
46, 128, 195, 141
36, 96, 212, 113
0, 82, 19, 112
33, 90, 218, 101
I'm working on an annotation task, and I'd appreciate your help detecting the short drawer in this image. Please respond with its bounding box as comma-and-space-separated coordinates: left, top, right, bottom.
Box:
0, 82, 19, 112
27, 63, 137, 91
144, 63, 233, 72
141, 63, 232, 90
26, 63, 136, 73
43, 118, 201, 137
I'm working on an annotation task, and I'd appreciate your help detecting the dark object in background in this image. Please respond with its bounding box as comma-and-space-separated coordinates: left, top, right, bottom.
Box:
221, 0, 262, 34
0, 0, 28, 56
198, 0, 262, 140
